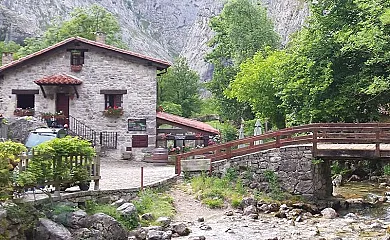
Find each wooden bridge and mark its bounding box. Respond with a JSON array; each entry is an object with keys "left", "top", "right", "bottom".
[{"left": 176, "top": 123, "right": 390, "bottom": 175}]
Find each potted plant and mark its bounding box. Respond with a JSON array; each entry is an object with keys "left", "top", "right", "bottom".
[
  {"left": 103, "top": 106, "right": 124, "bottom": 117},
  {"left": 72, "top": 166, "right": 91, "bottom": 191}
]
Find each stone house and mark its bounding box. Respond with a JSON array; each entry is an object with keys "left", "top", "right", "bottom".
[{"left": 0, "top": 36, "right": 170, "bottom": 158}]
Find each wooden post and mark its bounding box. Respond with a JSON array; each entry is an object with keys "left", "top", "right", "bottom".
[
  {"left": 375, "top": 129, "right": 380, "bottom": 158},
  {"left": 94, "top": 150, "right": 101, "bottom": 191},
  {"left": 275, "top": 133, "right": 281, "bottom": 148},
  {"left": 313, "top": 129, "right": 318, "bottom": 158},
  {"left": 141, "top": 167, "right": 144, "bottom": 191},
  {"left": 176, "top": 155, "right": 181, "bottom": 176}
]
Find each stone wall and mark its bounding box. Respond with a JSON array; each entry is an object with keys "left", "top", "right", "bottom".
[
  {"left": 212, "top": 145, "right": 332, "bottom": 200},
  {"left": 0, "top": 43, "right": 159, "bottom": 159}
]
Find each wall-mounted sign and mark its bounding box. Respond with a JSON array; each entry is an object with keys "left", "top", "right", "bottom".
[{"left": 128, "top": 119, "right": 146, "bottom": 131}]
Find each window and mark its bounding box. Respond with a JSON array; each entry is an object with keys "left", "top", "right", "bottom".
[
  {"left": 105, "top": 94, "right": 123, "bottom": 109},
  {"left": 132, "top": 135, "right": 148, "bottom": 148},
  {"left": 128, "top": 119, "right": 147, "bottom": 131},
  {"left": 17, "top": 94, "right": 34, "bottom": 109},
  {"left": 70, "top": 50, "right": 84, "bottom": 66}
]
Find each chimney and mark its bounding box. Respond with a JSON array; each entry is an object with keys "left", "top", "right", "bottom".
[
  {"left": 2, "top": 52, "right": 13, "bottom": 65},
  {"left": 95, "top": 32, "right": 106, "bottom": 44}
]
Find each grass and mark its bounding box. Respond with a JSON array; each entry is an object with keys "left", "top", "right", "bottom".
[
  {"left": 85, "top": 189, "right": 175, "bottom": 229},
  {"left": 85, "top": 200, "right": 139, "bottom": 230},
  {"left": 133, "top": 189, "right": 175, "bottom": 226},
  {"left": 190, "top": 172, "right": 247, "bottom": 208}
]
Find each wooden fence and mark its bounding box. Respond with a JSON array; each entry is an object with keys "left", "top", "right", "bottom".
[
  {"left": 18, "top": 150, "right": 101, "bottom": 191},
  {"left": 175, "top": 123, "right": 390, "bottom": 174}
]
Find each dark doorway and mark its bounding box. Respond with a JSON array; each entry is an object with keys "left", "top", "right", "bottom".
[{"left": 56, "top": 93, "right": 69, "bottom": 125}]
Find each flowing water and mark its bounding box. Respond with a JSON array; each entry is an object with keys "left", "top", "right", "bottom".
[{"left": 334, "top": 181, "right": 390, "bottom": 221}]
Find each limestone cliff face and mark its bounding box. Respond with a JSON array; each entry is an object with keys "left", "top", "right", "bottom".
[{"left": 0, "top": 0, "right": 308, "bottom": 81}]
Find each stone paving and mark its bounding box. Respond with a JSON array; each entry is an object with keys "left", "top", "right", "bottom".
[{"left": 97, "top": 157, "right": 176, "bottom": 190}]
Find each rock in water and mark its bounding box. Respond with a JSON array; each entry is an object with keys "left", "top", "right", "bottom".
[
  {"left": 332, "top": 174, "right": 343, "bottom": 187},
  {"left": 172, "top": 222, "right": 191, "bottom": 236},
  {"left": 85, "top": 213, "right": 128, "bottom": 240},
  {"left": 321, "top": 208, "right": 338, "bottom": 219},
  {"left": 35, "top": 218, "right": 73, "bottom": 240}
]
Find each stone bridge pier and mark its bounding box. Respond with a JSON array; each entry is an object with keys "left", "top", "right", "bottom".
[{"left": 211, "top": 145, "right": 333, "bottom": 200}]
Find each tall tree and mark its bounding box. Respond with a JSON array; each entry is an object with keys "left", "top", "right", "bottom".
[
  {"left": 158, "top": 57, "right": 201, "bottom": 118},
  {"left": 206, "top": 0, "right": 279, "bottom": 123},
  {"left": 16, "top": 4, "right": 125, "bottom": 58},
  {"left": 229, "top": 0, "right": 390, "bottom": 126}
]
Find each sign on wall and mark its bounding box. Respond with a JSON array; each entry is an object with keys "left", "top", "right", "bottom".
[{"left": 128, "top": 119, "right": 146, "bottom": 131}]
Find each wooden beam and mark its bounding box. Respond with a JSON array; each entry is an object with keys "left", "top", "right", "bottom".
[
  {"left": 99, "top": 89, "right": 127, "bottom": 94},
  {"left": 72, "top": 85, "right": 79, "bottom": 98},
  {"left": 12, "top": 89, "right": 39, "bottom": 94},
  {"left": 39, "top": 85, "right": 47, "bottom": 98}
]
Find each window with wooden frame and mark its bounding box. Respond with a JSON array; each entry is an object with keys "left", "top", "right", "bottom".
[
  {"left": 104, "top": 94, "right": 123, "bottom": 109},
  {"left": 70, "top": 50, "right": 85, "bottom": 66},
  {"left": 17, "top": 94, "right": 35, "bottom": 109}
]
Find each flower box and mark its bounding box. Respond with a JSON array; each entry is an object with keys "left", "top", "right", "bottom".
[
  {"left": 71, "top": 65, "right": 83, "bottom": 72},
  {"left": 103, "top": 107, "right": 124, "bottom": 118},
  {"left": 14, "top": 108, "right": 34, "bottom": 117}
]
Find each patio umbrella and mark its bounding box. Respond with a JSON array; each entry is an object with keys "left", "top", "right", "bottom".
[
  {"left": 254, "top": 119, "right": 263, "bottom": 145},
  {"left": 238, "top": 122, "right": 245, "bottom": 148}
]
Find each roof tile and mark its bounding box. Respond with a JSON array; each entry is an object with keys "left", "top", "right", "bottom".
[{"left": 34, "top": 74, "right": 83, "bottom": 85}]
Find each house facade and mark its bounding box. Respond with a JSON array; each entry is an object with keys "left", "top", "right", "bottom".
[{"left": 0, "top": 36, "right": 170, "bottom": 159}]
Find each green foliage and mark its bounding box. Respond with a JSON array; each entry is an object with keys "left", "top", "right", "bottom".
[
  {"left": 384, "top": 164, "right": 390, "bottom": 176},
  {"left": 158, "top": 57, "right": 201, "bottom": 118},
  {"left": 312, "top": 158, "right": 324, "bottom": 165},
  {"left": 5, "top": 203, "right": 41, "bottom": 234},
  {"left": 263, "top": 170, "right": 286, "bottom": 201},
  {"left": 230, "top": 0, "right": 390, "bottom": 125},
  {"left": 16, "top": 4, "right": 125, "bottom": 58},
  {"left": 330, "top": 161, "right": 351, "bottom": 177},
  {"left": 16, "top": 136, "right": 95, "bottom": 189},
  {"left": 133, "top": 189, "right": 175, "bottom": 226},
  {"left": 159, "top": 101, "right": 183, "bottom": 116},
  {"left": 0, "top": 41, "right": 21, "bottom": 65},
  {"left": 219, "top": 122, "right": 238, "bottom": 143},
  {"left": 206, "top": 0, "right": 279, "bottom": 122},
  {"left": 0, "top": 141, "right": 26, "bottom": 200},
  {"left": 85, "top": 200, "right": 139, "bottom": 230}
]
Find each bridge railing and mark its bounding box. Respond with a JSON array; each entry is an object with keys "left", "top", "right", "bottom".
[{"left": 175, "top": 123, "right": 390, "bottom": 174}]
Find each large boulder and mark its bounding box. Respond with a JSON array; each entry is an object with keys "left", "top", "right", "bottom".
[
  {"left": 117, "top": 203, "right": 138, "bottom": 218},
  {"left": 35, "top": 218, "right": 73, "bottom": 240},
  {"left": 85, "top": 213, "right": 128, "bottom": 240},
  {"left": 54, "top": 210, "right": 88, "bottom": 229}
]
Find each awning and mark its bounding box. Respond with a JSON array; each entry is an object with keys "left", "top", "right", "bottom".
[{"left": 34, "top": 74, "right": 82, "bottom": 98}]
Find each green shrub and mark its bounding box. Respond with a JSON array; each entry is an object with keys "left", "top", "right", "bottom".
[{"left": 384, "top": 164, "right": 390, "bottom": 176}]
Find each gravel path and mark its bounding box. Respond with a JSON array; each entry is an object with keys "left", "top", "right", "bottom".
[{"left": 98, "top": 158, "right": 176, "bottom": 190}]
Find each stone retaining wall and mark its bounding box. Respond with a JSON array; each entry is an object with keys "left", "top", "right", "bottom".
[
  {"left": 29, "top": 175, "right": 179, "bottom": 205},
  {"left": 212, "top": 145, "right": 332, "bottom": 199}
]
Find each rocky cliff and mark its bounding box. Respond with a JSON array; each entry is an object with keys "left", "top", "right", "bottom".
[{"left": 0, "top": 0, "right": 308, "bottom": 81}]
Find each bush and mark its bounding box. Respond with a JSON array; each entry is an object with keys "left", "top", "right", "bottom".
[
  {"left": 384, "top": 164, "right": 390, "bottom": 176},
  {"left": 0, "top": 141, "right": 26, "bottom": 200}
]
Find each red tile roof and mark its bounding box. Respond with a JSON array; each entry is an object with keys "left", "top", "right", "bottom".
[
  {"left": 0, "top": 36, "right": 171, "bottom": 72},
  {"left": 34, "top": 74, "right": 83, "bottom": 85},
  {"left": 157, "top": 111, "right": 220, "bottom": 135}
]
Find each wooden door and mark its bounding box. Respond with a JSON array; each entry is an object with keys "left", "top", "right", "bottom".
[{"left": 56, "top": 93, "right": 69, "bottom": 125}]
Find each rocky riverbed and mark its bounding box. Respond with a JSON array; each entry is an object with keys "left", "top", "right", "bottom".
[{"left": 169, "top": 187, "right": 390, "bottom": 240}]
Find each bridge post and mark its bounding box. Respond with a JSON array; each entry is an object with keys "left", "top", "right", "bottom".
[
  {"left": 375, "top": 129, "right": 381, "bottom": 158},
  {"left": 275, "top": 133, "right": 281, "bottom": 148},
  {"left": 175, "top": 155, "right": 181, "bottom": 176},
  {"left": 313, "top": 129, "right": 318, "bottom": 158}
]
